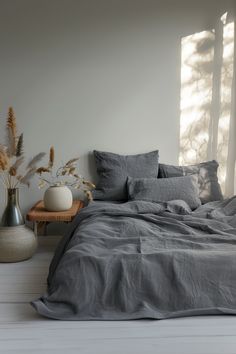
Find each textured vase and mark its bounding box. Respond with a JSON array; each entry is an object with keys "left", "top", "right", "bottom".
[
  {"left": 1, "top": 188, "right": 24, "bottom": 227},
  {"left": 44, "top": 186, "right": 73, "bottom": 211},
  {"left": 0, "top": 225, "right": 37, "bottom": 262}
]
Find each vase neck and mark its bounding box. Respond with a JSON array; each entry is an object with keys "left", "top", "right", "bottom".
[
  {"left": 1, "top": 188, "right": 24, "bottom": 227},
  {"left": 6, "top": 188, "right": 19, "bottom": 204}
]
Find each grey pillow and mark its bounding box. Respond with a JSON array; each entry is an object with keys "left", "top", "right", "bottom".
[
  {"left": 127, "top": 175, "right": 201, "bottom": 210},
  {"left": 158, "top": 160, "right": 223, "bottom": 204},
  {"left": 93, "top": 150, "right": 159, "bottom": 201}
]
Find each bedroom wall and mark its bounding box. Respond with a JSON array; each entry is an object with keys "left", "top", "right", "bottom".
[{"left": 0, "top": 0, "right": 234, "bottom": 228}]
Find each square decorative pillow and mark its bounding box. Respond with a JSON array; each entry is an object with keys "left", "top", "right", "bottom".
[
  {"left": 93, "top": 150, "right": 159, "bottom": 201},
  {"left": 158, "top": 160, "right": 223, "bottom": 204},
  {"left": 127, "top": 175, "right": 201, "bottom": 210}
]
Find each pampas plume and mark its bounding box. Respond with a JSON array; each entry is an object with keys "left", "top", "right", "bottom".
[
  {"left": 0, "top": 107, "right": 45, "bottom": 188},
  {"left": 0, "top": 147, "right": 10, "bottom": 171},
  {"left": 36, "top": 167, "right": 51, "bottom": 174},
  {"left": 17, "top": 168, "right": 36, "bottom": 187},
  {"left": 65, "top": 157, "right": 79, "bottom": 167},
  {"left": 6, "top": 107, "right": 17, "bottom": 156},
  {"left": 48, "top": 146, "right": 55, "bottom": 168},
  {"left": 27, "top": 152, "right": 46, "bottom": 169},
  {"left": 82, "top": 180, "right": 96, "bottom": 189},
  {"left": 84, "top": 190, "right": 93, "bottom": 201},
  {"left": 7, "top": 107, "right": 17, "bottom": 139},
  {"left": 9, "top": 166, "right": 17, "bottom": 176},
  {"left": 36, "top": 148, "right": 95, "bottom": 201},
  {"left": 69, "top": 167, "right": 76, "bottom": 175},
  {"left": 16, "top": 133, "right": 24, "bottom": 157},
  {"left": 11, "top": 156, "right": 24, "bottom": 171}
]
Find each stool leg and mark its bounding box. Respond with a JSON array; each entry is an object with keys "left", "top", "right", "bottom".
[
  {"left": 34, "top": 222, "right": 38, "bottom": 236},
  {"left": 44, "top": 222, "right": 48, "bottom": 236}
]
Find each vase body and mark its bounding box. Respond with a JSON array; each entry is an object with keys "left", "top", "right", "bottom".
[
  {"left": 44, "top": 186, "right": 73, "bottom": 211},
  {"left": 1, "top": 188, "right": 24, "bottom": 227},
  {"left": 0, "top": 225, "right": 37, "bottom": 262}
]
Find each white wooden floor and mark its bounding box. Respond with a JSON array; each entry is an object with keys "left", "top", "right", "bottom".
[{"left": 1, "top": 236, "right": 236, "bottom": 354}]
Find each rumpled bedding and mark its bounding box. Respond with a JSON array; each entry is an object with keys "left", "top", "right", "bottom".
[{"left": 32, "top": 197, "right": 236, "bottom": 320}]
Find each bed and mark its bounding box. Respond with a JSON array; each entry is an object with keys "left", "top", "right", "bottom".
[
  {"left": 32, "top": 150, "right": 236, "bottom": 320},
  {"left": 32, "top": 197, "right": 236, "bottom": 320}
]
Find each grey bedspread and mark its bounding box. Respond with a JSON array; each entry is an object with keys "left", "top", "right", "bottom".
[{"left": 32, "top": 198, "right": 236, "bottom": 320}]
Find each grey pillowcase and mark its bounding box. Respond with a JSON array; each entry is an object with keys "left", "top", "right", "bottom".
[
  {"left": 127, "top": 175, "right": 201, "bottom": 210},
  {"left": 93, "top": 150, "right": 159, "bottom": 201},
  {"left": 158, "top": 160, "right": 223, "bottom": 204}
]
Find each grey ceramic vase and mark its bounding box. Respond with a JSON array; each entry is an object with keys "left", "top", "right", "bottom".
[{"left": 1, "top": 188, "right": 24, "bottom": 227}]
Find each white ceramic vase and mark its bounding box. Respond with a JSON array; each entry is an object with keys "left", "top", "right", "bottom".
[{"left": 44, "top": 186, "right": 73, "bottom": 212}]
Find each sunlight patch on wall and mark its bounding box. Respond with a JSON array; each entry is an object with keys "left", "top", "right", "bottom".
[
  {"left": 179, "top": 30, "right": 215, "bottom": 165},
  {"left": 217, "top": 21, "right": 235, "bottom": 191},
  {"left": 179, "top": 15, "right": 235, "bottom": 194}
]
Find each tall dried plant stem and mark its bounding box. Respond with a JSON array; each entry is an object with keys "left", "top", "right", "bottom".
[
  {"left": 14, "top": 177, "right": 22, "bottom": 188},
  {"left": 0, "top": 176, "right": 7, "bottom": 188},
  {"left": 10, "top": 175, "right": 15, "bottom": 188},
  {"left": 8, "top": 174, "right": 11, "bottom": 188},
  {"left": 2, "top": 172, "right": 7, "bottom": 187},
  {"left": 10, "top": 176, "right": 16, "bottom": 188},
  {"left": 1, "top": 173, "right": 9, "bottom": 188},
  {"left": 11, "top": 176, "right": 16, "bottom": 188}
]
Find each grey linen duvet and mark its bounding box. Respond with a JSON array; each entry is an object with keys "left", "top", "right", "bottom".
[{"left": 32, "top": 198, "right": 236, "bottom": 320}]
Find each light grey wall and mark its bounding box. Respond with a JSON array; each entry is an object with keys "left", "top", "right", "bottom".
[{"left": 0, "top": 0, "right": 234, "bottom": 229}]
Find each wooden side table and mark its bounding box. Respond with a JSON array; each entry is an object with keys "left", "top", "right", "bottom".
[{"left": 26, "top": 200, "right": 84, "bottom": 236}]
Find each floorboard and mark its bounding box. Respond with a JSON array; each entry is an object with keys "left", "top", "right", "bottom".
[{"left": 1, "top": 236, "right": 236, "bottom": 354}]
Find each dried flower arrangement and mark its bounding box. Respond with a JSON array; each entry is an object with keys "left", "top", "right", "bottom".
[
  {"left": 36, "top": 147, "right": 95, "bottom": 201},
  {"left": 0, "top": 107, "right": 46, "bottom": 188}
]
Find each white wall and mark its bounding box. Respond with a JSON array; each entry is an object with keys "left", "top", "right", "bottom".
[{"left": 0, "top": 0, "right": 234, "bottom": 228}]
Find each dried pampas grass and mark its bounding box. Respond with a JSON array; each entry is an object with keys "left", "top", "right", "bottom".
[
  {"left": 6, "top": 107, "right": 17, "bottom": 156},
  {"left": 7, "top": 107, "right": 17, "bottom": 140},
  {"left": 49, "top": 146, "right": 55, "bottom": 168},
  {"left": 84, "top": 190, "right": 93, "bottom": 201},
  {"left": 11, "top": 156, "right": 24, "bottom": 172},
  {"left": 65, "top": 157, "right": 79, "bottom": 167},
  {"left": 16, "top": 133, "right": 24, "bottom": 157},
  {"left": 9, "top": 166, "right": 17, "bottom": 176},
  {"left": 36, "top": 148, "right": 95, "bottom": 201},
  {"left": 0, "top": 150, "right": 9, "bottom": 171},
  {"left": 0, "top": 107, "right": 45, "bottom": 188},
  {"left": 17, "top": 168, "right": 36, "bottom": 187},
  {"left": 82, "top": 180, "right": 96, "bottom": 189},
  {"left": 27, "top": 152, "right": 46, "bottom": 169},
  {"left": 36, "top": 167, "right": 51, "bottom": 174}
]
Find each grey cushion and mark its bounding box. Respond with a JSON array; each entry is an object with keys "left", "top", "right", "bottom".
[
  {"left": 127, "top": 175, "right": 201, "bottom": 210},
  {"left": 93, "top": 150, "right": 159, "bottom": 201},
  {"left": 158, "top": 160, "right": 223, "bottom": 204}
]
